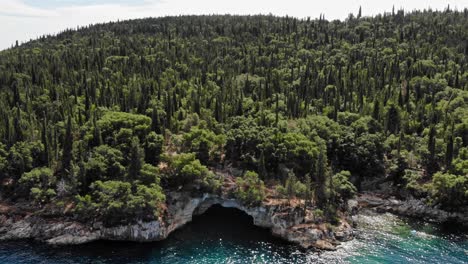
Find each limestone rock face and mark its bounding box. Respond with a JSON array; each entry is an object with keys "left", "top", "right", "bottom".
[{"left": 0, "top": 193, "right": 353, "bottom": 250}]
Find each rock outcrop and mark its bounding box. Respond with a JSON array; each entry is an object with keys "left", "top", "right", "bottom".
[
  {"left": 0, "top": 192, "right": 353, "bottom": 250},
  {"left": 356, "top": 193, "right": 468, "bottom": 227}
]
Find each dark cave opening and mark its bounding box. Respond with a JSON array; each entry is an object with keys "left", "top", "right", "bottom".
[{"left": 168, "top": 204, "right": 287, "bottom": 244}]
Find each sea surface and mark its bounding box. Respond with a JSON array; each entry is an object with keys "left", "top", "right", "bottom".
[{"left": 0, "top": 205, "right": 467, "bottom": 263}]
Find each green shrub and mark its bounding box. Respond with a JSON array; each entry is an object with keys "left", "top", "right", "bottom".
[
  {"left": 332, "top": 170, "right": 357, "bottom": 201},
  {"left": 75, "top": 180, "right": 165, "bottom": 225},
  {"left": 312, "top": 209, "right": 324, "bottom": 222},
  {"left": 200, "top": 171, "right": 223, "bottom": 193},
  {"left": 235, "top": 171, "right": 266, "bottom": 206},
  {"left": 19, "top": 167, "right": 56, "bottom": 202},
  {"left": 164, "top": 153, "right": 216, "bottom": 189},
  {"left": 430, "top": 172, "right": 468, "bottom": 209},
  {"left": 403, "top": 169, "right": 428, "bottom": 194}
]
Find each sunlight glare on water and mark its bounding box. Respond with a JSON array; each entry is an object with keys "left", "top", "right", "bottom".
[{"left": 0, "top": 207, "right": 467, "bottom": 264}]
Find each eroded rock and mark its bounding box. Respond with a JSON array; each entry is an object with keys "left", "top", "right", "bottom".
[{"left": 0, "top": 192, "right": 353, "bottom": 250}]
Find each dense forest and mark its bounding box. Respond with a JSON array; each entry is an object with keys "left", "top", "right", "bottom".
[{"left": 0, "top": 9, "right": 467, "bottom": 225}]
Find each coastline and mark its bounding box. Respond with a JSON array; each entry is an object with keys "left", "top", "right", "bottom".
[
  {"left": 355, "top": 193, "right": 468, "bottom": 228},
  {"left": 1, "top": 191, "right": 467, "bottom": 250},
  {"left": 0, "top": 191, "right": 353, "bottom": 250}
]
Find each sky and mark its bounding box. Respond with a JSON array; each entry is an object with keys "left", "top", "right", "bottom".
[{"left": 1, "top": 0, "right": 467, "bottom": 50}]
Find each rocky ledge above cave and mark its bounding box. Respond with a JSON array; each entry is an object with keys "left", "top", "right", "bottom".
[{"left": 0, "top": 191, "right": 353, "bottom": 250}]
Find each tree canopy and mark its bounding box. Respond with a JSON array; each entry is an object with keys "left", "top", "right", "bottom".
[{"left": 0, "top": 10, "right": 467, "bottom": 222}]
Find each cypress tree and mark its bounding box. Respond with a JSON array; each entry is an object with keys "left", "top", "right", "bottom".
[
  {"left": 128, "top": 137, "right": 144, "bottom": 180},
  {"left": 61, "top": 115, "right": 73, "bottom": 178},
  {"left": 315, "top": 149, "right": 328, "bottom": 208},
  {"left": 91, "top": 113, "right": 102, "bottom": 147},
  {"left": 13, "top": 107, "right": 23, "bottom": 143},
  {"left": 285, "top": 171, "right": 297, "bottom": 203},
  {"left": 41, "top": 118, "right": 49, "bottom": 166},
  {"left": 427, "top": 125, "right": 437, "bottom": 175},
  {"left": 372, "top": 99, "right": 380, "bottom": 121},
  {"left": 304, "top": 173, "right": 312, "bottom": 215},
  {"left": 151, "top": 107, "right": 161, "bottom": 134},
  {"left": 445, "top": 123, "right": 454, "bottom": 169},
  {"left": 386, "top": 104, "right": 400, "bottom": 134},
  {"left": 258, "top": 150, "right": 267, "bottom": 179}
]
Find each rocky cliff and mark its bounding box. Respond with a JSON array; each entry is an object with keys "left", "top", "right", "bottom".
[{"left": 0, "top": 192, "right": 353, "bottom": 250}]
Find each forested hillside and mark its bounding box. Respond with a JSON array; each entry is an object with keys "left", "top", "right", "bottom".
[{"left": 0, "top": 9, "right": 467, "bottom": 224}]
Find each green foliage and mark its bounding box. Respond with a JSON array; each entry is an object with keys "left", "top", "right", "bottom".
[
  {"left": 164, "top": 152, "right": 219, "bottom": 190},
  {"left": 82, "top": 145, "right": 126, "bottom": 190},
  {"left": 75, "top": 180, "right": 165, "bottom": 225},
  {"left": 199, "top": 171, "right": 223, "bottom": 193},
  {"left": 0, "top": 143, "right": 7, "bottom": 176},
  {"left": 225, "top": 117, "right": 274, "bottom": 170},
  {"left": 235, "top": 171, "right": 266, "bottom": 206},
  {"left": 451, "top": 147, "right": 468, "bottom": 176},
  {"left": 403, "top": 169, "right": 427, "bottom": 194},
  {"left": 97, "top": 111, "right": 151, "bottom": 142},
  {"left": 61, "top": 115, "right": 73, "bottom": 179},
  {"left": 303, "top": 174, "right": 313, "bottom": 207},
  {"left": 139, "top": 163, "right": 160, "bottom": 185},
  {"left": 312, "top": 209, "right": 324, "bottom": 221},
  {"left": 30, "top": 187, "right": 56, "bottom": 204},
  {"left": 430, "top": 172, "right": 468, "bottom": 210},
  {"left": 144, "top": 132, "right": 164, "bottom": 165},
  {"left": 278, "top": 171, "right": 307, "bottom": 200},
  {"left": 314, "top": 149, "right": 328, "bottom": 208},
  {"left": 128, "top": 137, "right": 144, "bottom": 180},
  {"left": 182, "top": 127, "right": 225, "bottom": 164},
  {"left": 260, "top": 132, "right": 320, "bottom": 178},
  {"left": 285, "top": 172, "right": 297, "bottom": 199},
  {"left": 7, "top": 141, "right": 44, "bottom": 179},
  {"left": 334, "top": 124, "right": 385, "bottom": 187},
  {"left": 0, "top": 12, "right": 467, "bottom": 218},
  {"left": 332, "top": 171, "right": 357, "bottom": 201},
  {"left": 19, "top": 167, "right": 56, "bottom": 202}
]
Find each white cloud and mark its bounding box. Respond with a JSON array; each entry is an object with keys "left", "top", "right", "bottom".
[
  {"left": 1, "top": 0, "right": 467, "bottom": 50},
  {"left": 0, "top": 0, "right": 56, "bottom": 17}
]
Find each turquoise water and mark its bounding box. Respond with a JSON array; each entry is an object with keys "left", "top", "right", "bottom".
[
  {"left": 0, "top": 206, "right": 467, "bottom": 263},
  {"left": 339, "top": 212, "right": 468, "bottom": 263}
]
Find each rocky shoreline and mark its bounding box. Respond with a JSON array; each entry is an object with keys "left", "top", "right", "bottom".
[
  {"left": 3, "top": 191, "right": 465, "bottom": 251},
  {"left": 355, "top": 193, "right": 468, "bottom": 227},
  {"left": 0, "top": 192, "right": 353, "bottom": 250}
]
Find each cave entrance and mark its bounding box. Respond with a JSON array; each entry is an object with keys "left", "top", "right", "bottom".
[{"left": 168, "top": 204, "right": 286, "bottom": 244}]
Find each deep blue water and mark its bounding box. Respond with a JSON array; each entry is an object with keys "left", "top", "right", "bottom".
[{"left": 0, "top": 206, "right": 467, "bottom": 264}]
